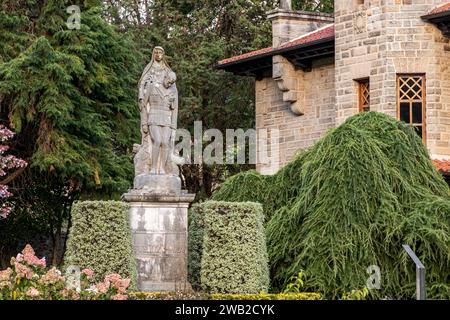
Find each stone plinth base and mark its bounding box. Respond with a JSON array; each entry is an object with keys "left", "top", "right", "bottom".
[
  {"left": 122, "top": 191, "right": 195, "bottom": 292},
  {"left": 133, "top": 174, "right": 181, "bottom": 194}
]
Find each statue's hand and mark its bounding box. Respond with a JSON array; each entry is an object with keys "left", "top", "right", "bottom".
[
  {"left": 142, "top": 124, "right": 149, "bottom": 134},
  {"left": 163, "top": 79, "right": 171, "bottom": 89}
]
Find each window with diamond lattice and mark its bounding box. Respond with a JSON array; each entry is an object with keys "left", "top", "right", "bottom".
[
  {"left": 397, "top": 75, "right": 426, "bottom": 142},
  {"left": 358, "top": 79, "right": 370, "bottom": 112}
]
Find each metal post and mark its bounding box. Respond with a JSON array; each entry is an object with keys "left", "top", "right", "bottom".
[{"left": 402, "top": 244, "right": 426, "bottom": 300}]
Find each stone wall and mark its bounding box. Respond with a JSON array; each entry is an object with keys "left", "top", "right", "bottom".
[
  {"left": 256, "top": 57, "right": 336, "bottom": 173},
  {"left": 335, "top": 0, "right": 450, "bottom": 158}
]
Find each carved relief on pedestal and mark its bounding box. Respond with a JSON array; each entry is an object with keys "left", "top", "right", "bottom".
[{"left": 272, "top": 55, "right": 305, "bottom": 115}]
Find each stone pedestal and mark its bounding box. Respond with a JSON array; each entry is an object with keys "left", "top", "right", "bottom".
[
  {"left": 134, "top": 174, "right": 182, "bottom": 193},
  {"left": 122, "top": 191, "right": 195, "bottom": 292}
]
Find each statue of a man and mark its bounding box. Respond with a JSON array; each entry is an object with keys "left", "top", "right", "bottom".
[{"left": 138, "top": 46, "right": 178, "bottom": 175}]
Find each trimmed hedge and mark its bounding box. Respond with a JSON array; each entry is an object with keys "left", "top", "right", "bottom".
[
  {"left": 64, "top": 201, "right": 137, "bottom": 289},
  {"left": 189, "top": 201, "right": 269, "bottom": 294},
  {"left": 129, "top": 292, "right": 321, "bottom": 300}
]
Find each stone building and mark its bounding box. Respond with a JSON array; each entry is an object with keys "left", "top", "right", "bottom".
[{"left": 217, "top": 0, "right": 450, "bottom": 179}]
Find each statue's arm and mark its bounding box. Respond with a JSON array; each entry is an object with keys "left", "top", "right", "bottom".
[
  {"left": 164, "top": 71, "right": 177, "bottom": 89},
  {"left": 138, "top": 80, "right": 147, "bottom": 109},
  {"left": 138, "top": 63, "right": 152, "bottom": 108}
]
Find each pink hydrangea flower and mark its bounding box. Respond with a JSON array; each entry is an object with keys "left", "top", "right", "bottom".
[
  {"left": 0, "top": 206, "right": 11, "bottom": 219},
  {"left": 14, "top": 261, "right": 34, "bottom": 279},
  {"left": 15, "top": 254, "right": 23, "bottom": 263},
  {"left": 0, "top": 268, "right": 12, "bottom": 281},
  {"left": 112, "top": 294, "right": 128, "bottom": 300},
  {"left": 26, "top": 287, "right": 40, "bottom": 298},
  {"left": 92, "top": 282, "right": 110, "bottom": 294},
  {"left": 39, "top": 267, "right": 64, "bottom": 285},
  {"left": 0, "top": 268, "right": 12, "bottom": 288},
  {"left": 116, "top": 278, "right": 131, "bottom": 294},
  {"left": 104, "top": 273, "right": 121, "bottom": 284},
  {"left": 104, "top": 274, "right": 130, "bottom": 294},
  {"left": 81, "top": 268, "right": 94, "bottom": 279},
  {"left": 0, "top": 125, "right": 27, "bottom": 221},
  {"left": 20, "top": 244, "right": 46, "bottom": 268}
]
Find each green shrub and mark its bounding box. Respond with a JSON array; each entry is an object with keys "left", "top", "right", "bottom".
[
  {"left": 64, "top": 201, "right": 137, "bottom": 290},
  {"left": 211, "top": 171, "right": 272, "bottom": 216},
  {"left": 189, "top": 201, "right": 269, "bottom": 294},
  {"left": 210, "top": 166, "right": 304, "bottom": 222},
  {"left": 187, "top": 206, "right": 205, "bottom": 290},
  {"left": 212, "top": 112, "right": 450, "bottom": 299},
  {"left": 266, "top": 113, "right": 450, "bottom": 299}
]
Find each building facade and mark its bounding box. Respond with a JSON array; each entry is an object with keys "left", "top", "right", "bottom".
[{"left": 218, "top": 0, "right": 450, "bottom": 176}]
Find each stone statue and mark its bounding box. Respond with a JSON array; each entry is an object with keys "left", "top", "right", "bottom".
[
  {"left": 138, "top": 46, "right": 179, "bottom": 176},
  {"left": 123, "top": 46, "right": 196, "bottom": 293},
  {"left": 133, "top": 46, "right": 183, "bottom": 193},
  {"left": 280, "top": 0, "right": 292, "bottom": 10}
]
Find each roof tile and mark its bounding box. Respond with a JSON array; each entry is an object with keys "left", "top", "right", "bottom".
[
  {"left": 428, "top": 2, "right": 450, "bottom": 15},
  {"left": 432, "top": 159, "right": 450, "bottom": 174},
  {"left": 218, "top": 24, "right": 334, "bottom": 65}
]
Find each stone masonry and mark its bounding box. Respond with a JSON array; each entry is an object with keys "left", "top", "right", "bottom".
[
  {"left": 256, "top": 57, "right": 336, "bottom": 173},
  {"left": 335, "top": 0, "right": 450, "bottom": 159},
  {"left": 220, "top": 1, "right": 450, "bottom": 172}
]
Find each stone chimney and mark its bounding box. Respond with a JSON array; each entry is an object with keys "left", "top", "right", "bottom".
[{"left": 268, "top": 4, "right": 334, "bottom": 47}]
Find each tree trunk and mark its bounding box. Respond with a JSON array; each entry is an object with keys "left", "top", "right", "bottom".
[{"left": 51, "top": 224, "right": 62, "bottom": 266}]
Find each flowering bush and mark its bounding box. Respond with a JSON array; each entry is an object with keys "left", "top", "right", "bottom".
[
  {"left": 0, "top": 245, "right": 130, "bottom": 300},
  {"left": 0, "top": 125, "right": 27, "bottom": 219}
]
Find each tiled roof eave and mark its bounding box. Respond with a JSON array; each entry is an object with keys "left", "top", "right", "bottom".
[
  {"left": 422, "top": 2, "right": 450, "bottom": 20},
  {"left": 217, "top": 48, "right": 274, "bottom": 68},
  {"left": 432, "top": 159, "right": 450, "bottom": 175},
  {"left": 216, "top": 35, "right": 334, "bottom": 69},
  {"left": 217, "top": 24, "right": 335, "bottom": 69},
  {"left": 421, "top": 10, "right": 450, "bottom": 20}
]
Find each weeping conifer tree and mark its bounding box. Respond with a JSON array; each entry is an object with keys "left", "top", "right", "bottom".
[
  {"left": 212, "top": 112, "right": 450, "bottom": 299},
  {"left": 0, "top": 0, "right": 140, "bottom": 265}
]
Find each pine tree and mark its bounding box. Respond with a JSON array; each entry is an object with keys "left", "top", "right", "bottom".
[{"left": 0, "top": 0, "right": 140, "bottom": 265}]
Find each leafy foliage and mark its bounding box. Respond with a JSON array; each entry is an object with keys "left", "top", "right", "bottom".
[
  {"left": 211, "top": 170, "right": 272, "bottom": 212},
  {"left": 212, "top": 112, "right": 450, "bottom": 299},
  {"left": 189, "top": 201, "right": 269, "bottom": 294},
  {"left": 0, "top": 0, "right": 140, "bottom": 264},
  {"left": 0, "top": 125, "right": 27, "bottom": 219},
  {"left": 64, "top": 201, "right": 137, "bottom": 290},
  {"left": 292, "top": 0, "right": 333, "bottom": 12}
]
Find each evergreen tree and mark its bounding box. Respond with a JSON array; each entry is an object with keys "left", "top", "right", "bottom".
[
  {"left": 292, "top": 0, "right": 333, "bottom": 12},
  {"left": 0, "top": 0, "right": 140, "bottom": 265}
]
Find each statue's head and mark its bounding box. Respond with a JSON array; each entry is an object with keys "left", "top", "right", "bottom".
[{"left": 153, "top": 46, "right": 165, "bottom": 63}]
